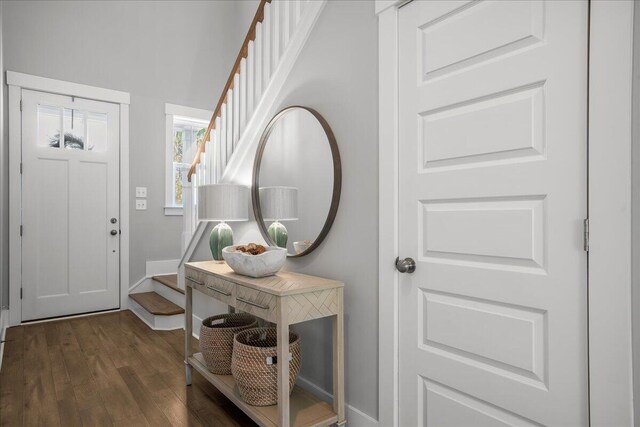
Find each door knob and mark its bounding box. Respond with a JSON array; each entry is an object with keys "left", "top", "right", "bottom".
[
  {"left": 395, "top": 257, "right": 416, "bottom": 274},
  {"left": 110, "top": 230, "right": 118, "bottom": 236}
]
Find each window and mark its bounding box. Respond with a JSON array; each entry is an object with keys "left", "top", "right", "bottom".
[{"left": 165, "top": 104, "right": 211, "bottom": 215}]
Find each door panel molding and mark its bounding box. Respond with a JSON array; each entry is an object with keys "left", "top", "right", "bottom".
[
  {"left": 7, "top": 71, "right": 130, "bottom": 326},
  {"left": 378, "top": 0, "right": 636, "bottom": 425}
]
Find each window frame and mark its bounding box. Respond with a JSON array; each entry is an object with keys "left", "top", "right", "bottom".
[{"left": 164, "top": 103, "right": 212, "bottom": 216}]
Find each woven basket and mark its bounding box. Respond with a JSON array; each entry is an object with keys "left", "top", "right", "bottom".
[
  {"left": 232, "top": 327, "right": 301, "bottom": 406},
  {"left": 199, "top": 313, "right": 258, "bottom": 375}
]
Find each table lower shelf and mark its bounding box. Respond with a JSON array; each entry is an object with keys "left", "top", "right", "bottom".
[{"left": 188, "top": 353, "right": 338, "bottom": 427}]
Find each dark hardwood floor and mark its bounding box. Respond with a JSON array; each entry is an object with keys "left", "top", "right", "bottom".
[{"left": 0, "top": 310, "right": 257, "bottom": 427}]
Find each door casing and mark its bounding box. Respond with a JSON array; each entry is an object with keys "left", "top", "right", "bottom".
[
  {"left": 377, "top": 0, "right": 636, "bottom": 425},
  {"left": 7, "top": 71, "right": 131, "bottom": 326}
]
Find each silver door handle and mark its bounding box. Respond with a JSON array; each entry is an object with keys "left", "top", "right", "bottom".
[
  {"left": 395, "top": 257, "right": 416, "bottom": 274},
  {"left": 206, "top": 285, "right": 231, "bottom": 297},
  {"left": 186, "top": 277, "right": 204, "bottom": 286},
  {"left": 237, "top": 297, "right": 269, "bottom": 310},
  {"left": 110, "top": 230, "right": 118, "bottom": 236}
]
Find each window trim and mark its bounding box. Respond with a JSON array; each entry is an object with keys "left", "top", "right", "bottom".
[{"left": 164, "top": 103, "right": 212, "bottom": 216}]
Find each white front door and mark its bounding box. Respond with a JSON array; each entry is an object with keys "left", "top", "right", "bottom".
[
  {"left": 21, "top": 89, "right": 121, "bottom": 321},
  {"left": 398, "top": 1, "right": 588, "bottom": 425}
]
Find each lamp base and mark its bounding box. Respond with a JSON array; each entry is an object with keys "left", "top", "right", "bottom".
[
  {"left": 210, "top": 222, "right": 233, "bottom": 261},
  {"left": 268, "top": 221, "right": 288, "bottom": 249}
]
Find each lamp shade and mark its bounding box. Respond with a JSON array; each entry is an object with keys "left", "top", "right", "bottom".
[
  {"left": 198, "top": 184, "right": 249, "bottom": 222},
  {"left": 259, "top": 186, "right": 298, "bottom": 221}
]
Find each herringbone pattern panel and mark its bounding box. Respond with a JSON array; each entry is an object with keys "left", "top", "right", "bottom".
[{"left": 286, "top": 289, "right": 339, "bottom": 325}]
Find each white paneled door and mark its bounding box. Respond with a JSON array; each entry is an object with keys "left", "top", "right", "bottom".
[
  {"left": 21, "top": 90, "right": 120, "bottom": 321},
  {"left": 398, "top": 1, "right": 588, "bottom": 425}
]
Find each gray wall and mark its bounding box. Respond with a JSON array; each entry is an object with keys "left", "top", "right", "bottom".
[
  {"left": 0, "top": 0, "right": 254, "bottom": 304},
  {"left": 633, "top": 3, "right": 640, "bottom": 423},
  {"left": 230, "top": 1, "right": 380, "bottom": 418}
]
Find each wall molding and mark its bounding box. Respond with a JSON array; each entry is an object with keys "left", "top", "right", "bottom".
[
  {"left": 589, "top": 1, "right": 635, "bottom": 424},
  {"left": 6, "top": 70, "right": 130, "bottom": 104}
]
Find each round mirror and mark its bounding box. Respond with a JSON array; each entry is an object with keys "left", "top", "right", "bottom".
[{"left": 252, "top": 106, "right": 341, "bottom": 257}]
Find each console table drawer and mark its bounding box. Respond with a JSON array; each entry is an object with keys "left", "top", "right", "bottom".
[
  {"left": 235, "top": 285, "right": 278, "bottom": 323},
  {"left": 185, "top": 268, "right": 234, "bottom": 305}
]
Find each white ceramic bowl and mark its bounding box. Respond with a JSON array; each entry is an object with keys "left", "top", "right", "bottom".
[
  {"left": 222, "top": 246, "right": 287, "bottom": 278},
  {"left": 293, "top": 241, "right": 312, "bottom": 254}
]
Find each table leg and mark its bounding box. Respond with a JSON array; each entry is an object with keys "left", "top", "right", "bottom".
[
  {"left": 185, "top": 285, "right": 193, "bottom": 386},
  {"left": 333, "top": 288, "right": 345, "bottom": 425},
  {"left": 277, "top": 304, "right": 290, "bottom": 427}
]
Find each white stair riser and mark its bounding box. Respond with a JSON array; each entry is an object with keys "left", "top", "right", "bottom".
[{"left": 153, "top": 281, "right": 185, "bottom": 308}]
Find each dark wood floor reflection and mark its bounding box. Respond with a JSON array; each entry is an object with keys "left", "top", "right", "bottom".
[{"left": 0, "top": 310, "right": 256, "bottom": 426}]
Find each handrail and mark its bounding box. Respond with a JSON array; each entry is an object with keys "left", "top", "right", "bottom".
[{"left": 187, "top": 0, "right": 271, "bottom": 182}]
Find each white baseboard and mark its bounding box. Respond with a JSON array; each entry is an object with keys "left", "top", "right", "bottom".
[
  {"left": 0, "top": 309, "right": 8, "bottom": 372},
  {"left": 128, "top": 276, "right": 153, "bottom": 293},
  {"left": 146, "top": 259, "right": 179, "bottom": 277},
  {"left": 296, "top": 375, "right": 378, "bottom": 426}
]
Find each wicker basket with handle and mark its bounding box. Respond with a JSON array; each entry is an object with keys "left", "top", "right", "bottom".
[
  {"left": 199, "top": 313, "right": 258, "bottom": 375},
  {"left": 231, "top": 327, "right": 301, "bottom": 406}
]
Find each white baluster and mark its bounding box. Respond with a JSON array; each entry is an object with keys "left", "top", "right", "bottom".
[
  {"left": 299, "top": 0, "right": 306, "bottom": 17},
  {"left": 271, "top": 0, "right": 281, "bottom": 69},
  {"left": 263, "top": 4, "right": 272, "bottom": 86},
  {"left": 220, "top": 104, "right": 228, "bottom": 168},
  {"left": 246, "top": 42, "right": 255, "bottom": 120},
  {"left": 226, "top": 89, "right": 233, "bottom": 163},
  {"left": 182, "top": 172, "right": 192, "bottom": 252},
  {"left": 293, "top": 0, "right": 302, "bottom": 26},
  {"left": 254, "top": 23, "right": 263, "bottom": 101},
  {"left": 206, "top": 135, "right": 214, "bottom": 185},
  {"left": 199, "top": 152, "right": 206, "bottom": 185},
  {"left": 214, "top": 117, "right": 222, "bottom": 183},
  {"left": 239, "top": 58, "right": 247, "bottom": 136},
  {"left": 282, "top": 0, "right": 290, "bottom": 51},
  {"left": 233, "top": 74, "right": 240, "bottom": 152}
]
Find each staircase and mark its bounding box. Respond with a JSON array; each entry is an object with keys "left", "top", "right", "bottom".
[
  {"left": 129, "top": 0, "right": 327, "bottom": 329},
  {"left": 129, "top": 274, "right": 185, "bottom": 330}
]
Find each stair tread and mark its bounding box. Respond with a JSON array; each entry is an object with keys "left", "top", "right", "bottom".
[
  {"left": 152, "top": 274, "right": 185, "bottom": 295},
  {"left": 130, "top": 292, "right": 184, "bottom": 316}
]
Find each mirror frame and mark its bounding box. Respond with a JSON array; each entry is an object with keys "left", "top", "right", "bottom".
[{"left": 252, "top": 106, "right": 342, "bottom": 257}]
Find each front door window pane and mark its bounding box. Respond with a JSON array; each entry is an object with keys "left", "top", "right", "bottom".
[
  {"left": 38, "top": 105, "right": 61, "bottom": 148},
  {"left": 62, "top": 108, "right": 86, "bottom": 150},
  {"left": 87, "top": 111, "right": 108, "bottom": 152}
]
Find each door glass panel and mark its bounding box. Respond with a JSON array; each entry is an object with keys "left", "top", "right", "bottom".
[
  {"left": 63, "top": 108, "right": 86, "bottom": 150},
  {"left": 87, "top": 111, "right": 108, "bottom": 152},
  {"left": 38, "top": 105, "right": 61, "bottom": 148}
]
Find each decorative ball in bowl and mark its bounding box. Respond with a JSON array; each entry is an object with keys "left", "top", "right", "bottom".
[{"left": 222, "top": 244, "right": 286, "bottom": 278}]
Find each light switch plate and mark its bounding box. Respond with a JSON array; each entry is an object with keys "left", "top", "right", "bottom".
[
  {"left": 135, "top": 199, "right": 147, "bottom": 210},
  {"left": 135, "top": 187, "right": 147, "bottom": 198}
]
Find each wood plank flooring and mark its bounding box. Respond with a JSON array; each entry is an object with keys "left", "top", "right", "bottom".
[{"left": 0, "top": 310, "right": 256, "bottom": 427}]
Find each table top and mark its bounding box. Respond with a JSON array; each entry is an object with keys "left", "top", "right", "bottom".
[{"left": 185, "top": 261, "right": 343, "bottom": 297}]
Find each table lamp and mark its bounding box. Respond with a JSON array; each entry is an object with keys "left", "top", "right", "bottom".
[
  {"left": 259, "top": 186, "right": 298, "bottom": 248},
  {"left": 198, "top": 184, "right": 249, "bottom": 260}
]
